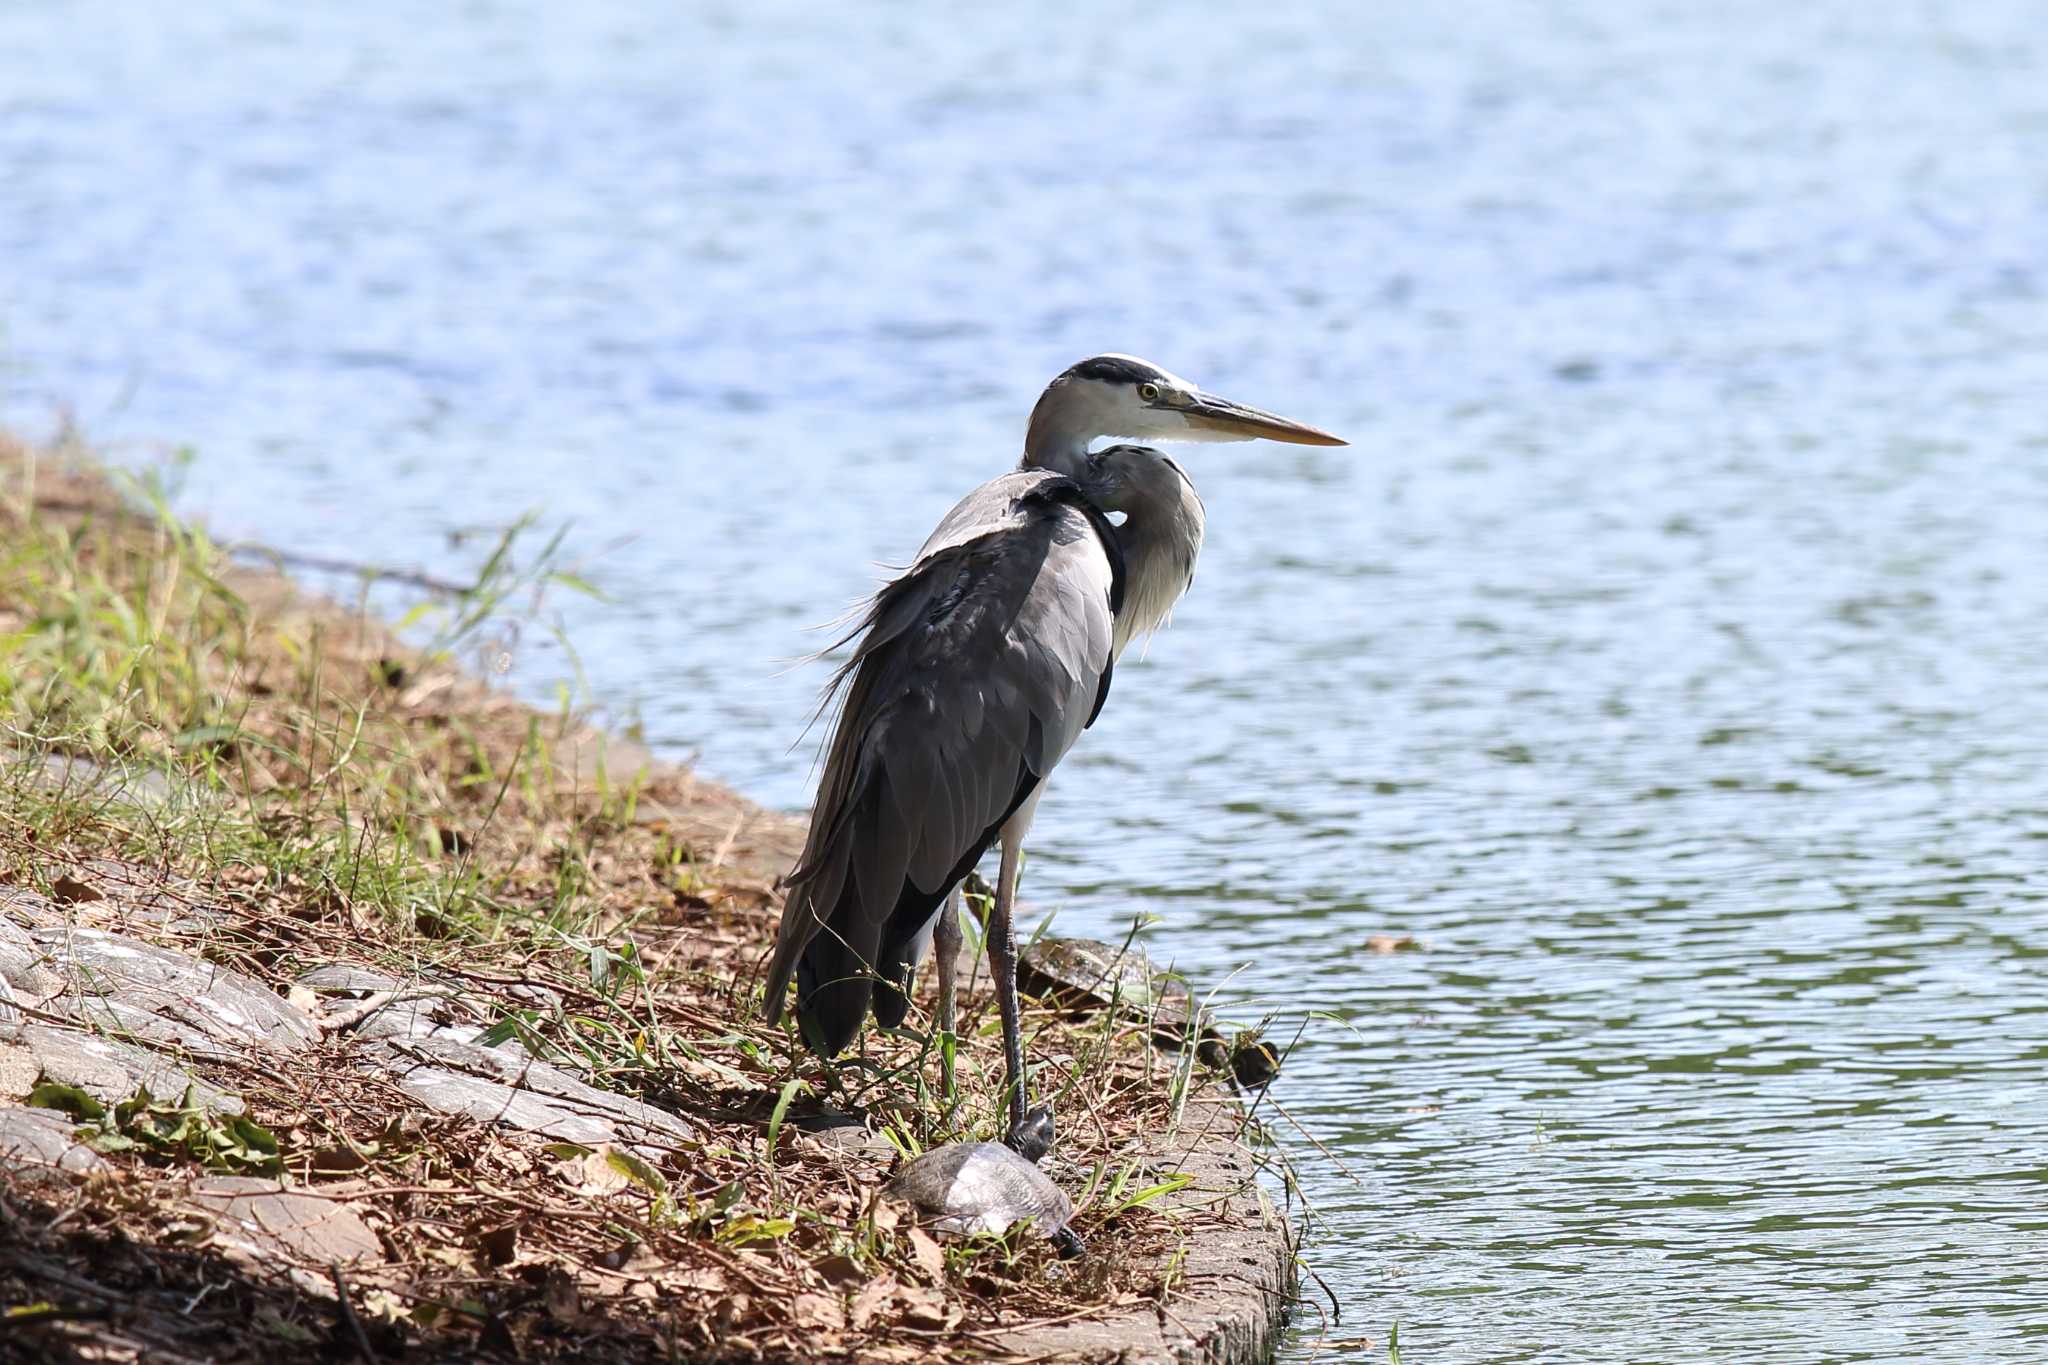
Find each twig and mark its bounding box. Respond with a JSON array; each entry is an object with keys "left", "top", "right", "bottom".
[
  {"left": 1303, "top": 1258, "right": 1343, "bottom": 1326},
  {"left": 707, "top": 809, "right": 747, "bottom": 870},
  {"left": 0, "top": 1304, "right": 118, "bottom": 1329},
  {"left": 329, "top": 1263, "right": 378, "bottom": 1364},
  {"left": 227, "top": 542, "right": 471, "bottom": 597},
  {"left": 315, "top": 989, "right": 398, "bottom": 1035}
]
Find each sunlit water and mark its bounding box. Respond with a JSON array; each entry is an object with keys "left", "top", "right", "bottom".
[{"left": 7, "top": 2, "right": 2048, "bottom": 1358}]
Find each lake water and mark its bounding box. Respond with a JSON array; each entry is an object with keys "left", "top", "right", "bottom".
[{"left": 7, "top": 2, "right": 2048, "bottom": 1358}]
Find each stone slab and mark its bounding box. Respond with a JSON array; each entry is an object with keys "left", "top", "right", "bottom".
[
  {"left": 357, "top": 1033, "right": 696, "bottom": 1157},
  {"left": 187, "top": 1174, "right": 382, "bottom": 1266},
  {"left": 296, "top": 959, "right": 477, "bottom": 1041},
  {"left": 1, "top": 861, "right": 226, "bottom": 935},
  {"left": 0, "top": 913, "right": 61, "bottom": 1019},
  {"left": 20, "top": 1023, "right": 244, "bottom": 1116},
  {"left": 26, "top": 925, "right": 318, "bottom": 1057},
  {"left": 296, "top": 962, "right": 407, "bottom": 995},
  {"left": 0, "top": 1103, "right": 108, "bottom": 1180}
]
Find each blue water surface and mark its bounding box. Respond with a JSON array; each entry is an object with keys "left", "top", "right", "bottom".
[{"left": 6, "top": 3, "right": 2048, "bottom": 1359}]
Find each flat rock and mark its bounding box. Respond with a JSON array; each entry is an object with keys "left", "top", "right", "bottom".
[
  {"left": 297, "top": 962, "right": 407, "bottom": 995},
  {"left": 187, "top": 1174, "right": 382, "bottom": 1266},
  {"left": 349, "top": 995, "right": 471, "bottom": 1042},
  {"left": 296, "top": 960, "right": 476, "bottom": 1041},
  {"left": 0, "top": 1103, "right": 108, "bottom": 1180},
  {"left": 0, "top": 915, "right": 61, "bottom": 1020},
  {"left": 35, "top": 754, "right": 180, "bottom": 810},
  {"left": 310, "top": 960, "right": 692, "bottom": 1157},
  {"left": 0, "top": 970, "right": 25, "bottom": 1035},
  {"left": 794, "top": 1112, "right": 897, "bottom": 1162},
  {"left": 20, "top": 1023, "right": 244, "bottom": 1116},
  {"left": 357, "top": 1033, "right": 695, "bottom": 1157},
  {"left": 25, "top": 925, "right": 317, "bottom": 1057},
  {"left": 1, "top": 862, "right": 225, "bottom": 936},
  {"left": 0, "top": 1041, "right": 36, "bottom": 1099}
]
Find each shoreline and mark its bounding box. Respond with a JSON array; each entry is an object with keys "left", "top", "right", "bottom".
[{"left": 0, "top": 432, "right": 1300, "bottom": 1363}]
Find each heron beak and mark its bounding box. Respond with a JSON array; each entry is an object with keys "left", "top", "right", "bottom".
[{"left": 1180, "top": 391, "right": 1347, "bottom": 446}]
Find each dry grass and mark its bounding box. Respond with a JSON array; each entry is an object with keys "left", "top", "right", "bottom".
[{"left": 0, "top": 430, "right": 1279, "bottom": 1363}]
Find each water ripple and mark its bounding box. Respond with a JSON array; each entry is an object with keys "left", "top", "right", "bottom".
[{"left": 6, "top": 2, "right": 2048, "bottom": 1359}]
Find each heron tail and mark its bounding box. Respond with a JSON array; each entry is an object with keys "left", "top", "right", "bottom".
[{"left": 792, "top": 934, "right": 874, "bottom": 1059}]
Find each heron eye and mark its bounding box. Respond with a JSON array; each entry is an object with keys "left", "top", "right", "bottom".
[{"left": 1138, "top": 382, "right": 1161, "bottom": 402}]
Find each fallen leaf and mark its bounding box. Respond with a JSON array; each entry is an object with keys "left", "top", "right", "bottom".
[
  {"left": 309, "top": 1144, "right": 370, "bottom": 1174},
  {"left": 570, "top": 1147, "right": 635, "bottom": 1196},
  {"left": 896, "top": 1285, "right": 955, "bottom": 1331},
  {"left": 713, "top": 1293, "right": 751, "bottom": 1338},
  {"left": 791, "top": 1292, "right": 846, "bottom": 1331},
  {"left": 601, "top": 1145, "right": 668, "bottom": 1195},
  {"left": 848, "top": 1276, "right": 896, "bottom": 1331},
  {"left": 51, "top": 875, "right": 102, "bottom": 905},
  {"left": 517, "top": 1264, "right": 580, "bottom": 1321},
  {"left": 285, "top": 984, "right": 320, "bottom": 1015},
  {"left": 358, "top": 1289, "right": 410, "bottom": 1324},
  {"left": 813, "top": 1253, "right": 863, "bottom": 1286},
  {"left": 906, "top": 1227, "right": 946, "bottom": 1281},
  {"left": 667, "top": 1267, "right": 727, "bottom": 1293},
  {"left": 475, "top": 1222, "right": 518, "bottom": 1266}
]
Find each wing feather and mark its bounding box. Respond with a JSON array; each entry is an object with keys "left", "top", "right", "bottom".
[{"left": 762, "top": 471, "right": 1121, "bottom": 1054}]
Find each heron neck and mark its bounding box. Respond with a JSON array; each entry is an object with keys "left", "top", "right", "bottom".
[
  {"left": 1022, "top": 389, "right": 1096, "bottom": 478},
  {"left": 1022, "top": 432, "right": 1089, "bottom": 480}
]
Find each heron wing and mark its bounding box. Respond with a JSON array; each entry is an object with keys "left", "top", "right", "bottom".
[{"left": 762, "top": 470, "right": 1122, "bottom": 1054}]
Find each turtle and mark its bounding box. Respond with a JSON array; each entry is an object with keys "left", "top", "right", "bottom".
[
  {"left": 885, "top": 1106, "right": 1083, "bottom": 1258},
  {"left": 1015, "top": 935, "right": 1284, "bottom": 1090}
]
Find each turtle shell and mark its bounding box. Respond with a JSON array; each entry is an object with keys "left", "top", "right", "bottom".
[
  {"left": 1016, "top": 937, "right": 1285, "bottom": 1089},
  {"left": 1018, "top": 937, "right": 1196, "bottom": 1022},
  {"left": 886, "top": 1141, "right": 1073, "bottom": 1242},
  {"left": 1017, "top": 936, "right": 1230, "bottom": 1066}
]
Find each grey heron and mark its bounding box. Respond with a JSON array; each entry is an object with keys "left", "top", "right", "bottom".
[{"left": 761, "top": 354, "right": 1345, "bottom": 1135}]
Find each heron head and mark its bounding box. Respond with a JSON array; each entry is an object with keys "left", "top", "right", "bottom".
[
  {"left": 1025, "top": 353, "right": 1346, "bottom": 475},
  {"left": 1083, "top": 442, "right": 1200, "bottom": 517}
]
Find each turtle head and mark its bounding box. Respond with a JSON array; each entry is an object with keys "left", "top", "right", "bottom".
[{"left": 1003, "top": 1104, "right": 1057, "bottom": 1165}]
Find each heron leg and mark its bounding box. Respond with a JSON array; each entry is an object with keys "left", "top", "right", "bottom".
[
  {"left": 934, "top": 887, "right": 962, "bottom": 1104},
  {"left": 988, "top": 824, "right": 1029, "bottom": 1134}
]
